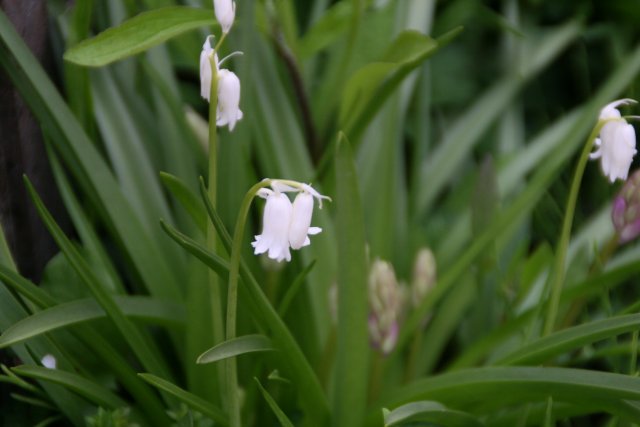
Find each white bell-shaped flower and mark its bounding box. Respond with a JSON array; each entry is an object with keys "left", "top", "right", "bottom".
[
  {"left": 214, "top": 0, "right": 236, "bottom": 34},
  {"left": 289, "top": 192, "right": 321, "bottom": 250},
  {"left": 590, "top": 99, "right": 638, "bottom": 183},
  {"left": 252, "top": 189, "right": 293, "bottom": 262},
  {"left": 216, "top": 69, "right": 243, "bottom": 131},
  {"left": 199, "top": 36, "right": 218, "bottom": 102},
  {"left": 288, "top": 184, "right": 329, "bottom": 250}
]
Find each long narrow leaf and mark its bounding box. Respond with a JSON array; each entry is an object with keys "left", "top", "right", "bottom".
[
  {"left": 197, "top": 335, "right": 274, "bottom": 364},
  {"left": 254, "top": 378, "right": 295, "bottom": 427},
  {"left": 333, "top": 133, "right": 370, "bottom": 427},
  {"left": 12, "top": 366, "right": 127, "bottom": 409},
  {"left": 24, "top": 177, "right": 172, "bottom": 381},
  {"left": 0, "top": 296, "right": 185, "bottom": 348},
  {"left": 138, "top": 373, "right": 227, "bottom": 425},
  {"left": 382, "top": 367, "right": 640, "bottom": 421},
  {"left": 64, "top": 7, "right": 216, "bottom": 66}
]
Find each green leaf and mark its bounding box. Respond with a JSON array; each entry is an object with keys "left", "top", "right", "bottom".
[
  {"left": 196, "top": 335, "right": 274, "bottom": 364},
  {"left": 254, "top": 378, "right": 295, "bottom": 427},
  {"left": 10, "top": 393, "right": 56, "bottom": 411},
  {"left": 138, "top": 373, "right": 227, "bottom": 425},
  {"left": 384, "top": 401, "right": 484, "bottom": 427},
  {"left": 160, "top": 172, "right": 207, "bottom": 234},
  {"left": 12, "top": 366, "right": 126, "bottom": 409},
  {"left": 340, "top": 27, "right": 460, "bottom": 140},
  {"left": 298, "top": 1, "right": 352, "bottom": 58},
  {"left": 64, "top": 7, "right": 215, "bottom": 66},
  {"left": 385, "top": 367, "right": 640, "bottom": 419},
  {"left": 0, "top": 6, "right": 182, "bottom": 304},
  {"left": 160, "top": 220, "right": 230, "bottom": 280},
  {"left": 277, "top": 260, "right": 317, "bottom": 317},
  {"left": 0, "top": 296, "right": 185, "bottom": 349},
  {"left": 414, "top": 21, "right": 581, "bottom": 216},
  {"left": 333, "top": 133, "right": 369, "bottom": 427},
  {"left": 497, "top": 313, "right": 640, "bottom": 366},
  {"left": 398, "top": 40, "right": 640, "bottom": 352},
  {"left": 24, "top": 177, "right": 172, "bottom": 381}
]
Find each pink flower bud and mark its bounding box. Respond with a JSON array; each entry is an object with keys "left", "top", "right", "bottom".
[{"left": 612, "top": 169, "right": 640, "bottom": 243}]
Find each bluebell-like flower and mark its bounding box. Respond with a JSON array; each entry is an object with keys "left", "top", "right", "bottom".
[{"left": 590, "top": 99, "right": 638, "bottom": 183}]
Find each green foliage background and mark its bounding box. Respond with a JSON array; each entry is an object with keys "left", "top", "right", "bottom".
[{"left": 1, "top": 0, "right": 640, "bottom": 425}]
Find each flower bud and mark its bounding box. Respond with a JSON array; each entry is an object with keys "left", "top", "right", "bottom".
[
  {"left": 368, "top": 260, "right": 404, "bottom": 355},
  {"left": 199, "top": 37, "right": 217, "bottom": 101},
  {"left": 411, "top": 248, "right": 436, "bottom": 306},
  {"left": 612, "top": 169, "right": 640, "bottom": 243},
  {"left": 214, "top": 0, "right": 236, "bottom": 34}
]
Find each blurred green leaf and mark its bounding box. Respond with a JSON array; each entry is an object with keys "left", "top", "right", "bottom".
[
  {"left": 299, "top": 1, "right": 352, "bottom": 58},
  {"left": 0, "top": 297, "right": 185, "bottom": 349},
  {"left": 333, "top": 133, "right": 369, "bottom": 427},
  {"left": 0, "top": 6, "right": 182, "bottom": 304},
  {"left": 340, "top": 28, "right": 460, "bottom": 140},
  {"left": 196, "top": 335, "right": 274, "bottom": 364},
  {"left": 160, "top": 172, "right": 207, "bottom": 234},
  {"left": 24, "top": 177, "right": 172, "bottom": 381},
  {"left": 138, "top": 373, "right": 227, "bottom": 425},
  {"left": 64, "top": 7, "right": 215, "bottom": 66},
  {"left": 385, "top": 367, "right": 640, "bottom": 420},
  {"left": 12, "top": 366, "right": 126, "bottom": 409},
  {"left": 254, "top": 378, "right": 295, "bottom": 427},
  {"left": 384, "top": 401, "right": 484, "bottom": 427},
  {"left": 415, "top": 21, "right": 581, "bottom": 216},
  {"left": 497, "top": 313, "right": 640, "bottom": 366}
]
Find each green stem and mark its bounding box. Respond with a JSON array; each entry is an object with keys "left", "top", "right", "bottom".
[
  {"left": 542, "top": 122, "right": 604, "bottom": 336},
  {"left": 214, "top": 32, "right": 228, "bottom": 56},
  {"left": 226, "top": 179, "right": 272, "bottom": 427},
  {"left": 206, "top": 56, "right": 226, "bottom": 399}
]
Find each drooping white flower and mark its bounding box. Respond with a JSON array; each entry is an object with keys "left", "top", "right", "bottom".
[
  {"left": 590, "top": 99, "right": 638, "bottom": 183},
  {"left": 216, "top": 69, "right": 243, "bottom": 131},
  {"left": 213, "top": 0, "right": 236, "bottom": 34},
  {"left": 288, "top": 184, "right": 329, "bottom": 250},
  {"left": 252, "top": 189, "right": 293, "bottom": 262},
  {"left": 199, "top": 36, "right": 218, "bottom": 102},
  {"left": 252, "top": 181, "right": 330, "bottom": 262},
  {"left": 41, "top": 354, "right": 57, "bottom": 369}
]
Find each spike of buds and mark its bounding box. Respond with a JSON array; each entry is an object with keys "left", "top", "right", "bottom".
[{"left": 612, "top": 169, "right": 640, "bottom": 244}]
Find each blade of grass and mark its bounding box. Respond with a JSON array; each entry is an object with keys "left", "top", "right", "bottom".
[
  {"left": 138, "top": 373, "right": 227, "bottom": 425},
  {"left": 24, "top": 177, "right": 172, "bottom": 381},
  {"left": 396, "top": 41, "right": 640, "bottom": 353},
  {"left": 0, "top": 296, "right": 185, "bottom": 348},
  {"left": 254, "top": 377, "right": 295, "bottom": 427},
  {"left": 332, "top": 133, "right": 369, "bottom": 427},
  {"left": 380, "top": 367, "right": 640, "bottom": 422},
  {"left": 414, "top": 21, "right": 581, "bottom": 217},
  {"left": 0, "top": 8, "right": 182, "bottom": 302},
  {"left": 12, "top": 365, "right": 127, "bottom": 409}
]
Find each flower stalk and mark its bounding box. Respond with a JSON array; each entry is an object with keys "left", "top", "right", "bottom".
[{"left": 542, "top": 121, "right": 606, "bottom": 336}]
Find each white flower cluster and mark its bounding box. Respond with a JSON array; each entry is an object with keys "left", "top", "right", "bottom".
[
  {"left": 590, "top": 99, "right": 637, "bottom": 183},
  {"left": 252, "top": 181, "right": 329, "bottom": 262},
  {"left": 199, "top": 0, "right": 243, "bottom": 131}
]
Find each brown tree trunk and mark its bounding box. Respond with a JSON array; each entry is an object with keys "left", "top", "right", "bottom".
[{"left": 0, "top": 0, "right": 69, "bottom": 282}]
